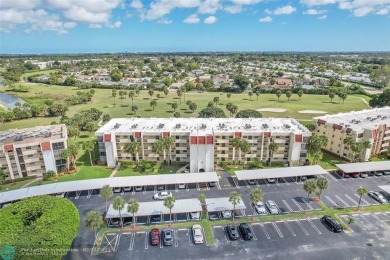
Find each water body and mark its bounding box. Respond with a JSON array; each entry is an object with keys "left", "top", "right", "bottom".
[{"left": 0, "top": 79, "right": 26, "bottom": 109}]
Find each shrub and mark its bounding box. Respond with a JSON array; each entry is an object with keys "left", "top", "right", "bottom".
[{"left": 43, "top": 170, "right": 56, "bottom": 181}]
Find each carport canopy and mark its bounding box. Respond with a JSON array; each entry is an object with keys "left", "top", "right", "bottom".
[
  {"left": 105, "top": 198, "right": 202, "bottom": 218},
  {"left": 110, "top": 172, "right": 218, "bottom": 188},
  {"left": 336, "top": 161, "right": 390, "bottom": 174},
  {"left": 235, "top": 165, "right": 328, "bottom": 181},
  {"left": 205, "top": 197, "right": 246, "bottom": 212},
  {"left": 378, "top": 185, "right": 390, "bottom": 196}
]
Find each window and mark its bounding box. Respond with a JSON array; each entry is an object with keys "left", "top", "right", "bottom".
[
  {"left": 52, "top": 142, "right": 65, "bottom": 150},
  {"left": 26, "top": 146, "right": 31, "bottom": 150},
  {"left": 176, "top": 136, "right": 179, "bottom": 140},
  {"left": 100, "top": 152, "right": 106, "bottom": 156},
  {"left": 358, "top": 133, "right": 363, "bottom": 138}
]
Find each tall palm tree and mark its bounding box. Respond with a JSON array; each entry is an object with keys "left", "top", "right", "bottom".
[
  {"left": 128, "top": 91, "right": 135, "bottom": 106},
  {"left": 248, "top": 92, "right": 253, "bottom": 100},
  {"left": 357, "top": 186, "right": 368, "bottom": 210},
  {"left": 286, "top": 91, "right": 292, "bottom": 102},
  {"left": 150, "top": 100, "right": 157, "bottom": 111},
  {"left": 127, "top": 198, "right": 139, "bottom": 228},
  {"left": 152, "top": 140, "right": 165, "bottom": 162},
  {"left": 177, "top": 90, "right": 183, "bottom": 104},
  {"left": 124, "top": 142, "right": 142, "bottom": 164},
  {"left": 240, "top": 140, "right": 251, "bottom": 167},
  {"left": 276, "top": 90, "right": 282, "bottom": 102},
  {"left": 316, "top": 177, "right": 329, "bottom": 198},
  {"left": 113, "top": 196, "right": 125, "bottom": 228},
  {"left": 198, "top": 193, "right": 206, "bottom": 220},
  {"left": 61, "top": 149, "right": 71, "bottom": 171},
  {"left": 213, "top": 96, "right": 220, "bottom": 106},
  {"left": 83, "top": 140, "right": 95, "bottom": 166},
  {"left": 297, "top": 90, "right": 303, "bottom": 100},
  {"left": 100, "top": 185, "right": 113, "bottom": 213},
  {"left": 359, "top": 141, "right": 372, "bottom": 162},
  {"left": 229, "top": 191, "right": 241, "bottom": 222},
  {"left": 67, "top": 143, "right": 79, "bottom": 168},
  {"left": 351, "top": 142, "right": 363, "bottom": 162},
  {"left": 255, "top": 91, "right": 260, "bottom": 101},
  {"left": 343, "top": 137, "right": 355, "bottom": 161},
  {"left": 303, "top": 179, "right": 317, "bottom": 202},
  {"left": 84, "top": 210, "right": 104, "bottom": 239},
  {"left": 164, "top": 196, "right": 176, "bottom": 226},
  {"left": 231, "top": 137, "right": 242, "bottom": 163},
  {"left": 162, "top": 137, "right": 174, "bottom": 165},
  {"left": 249, "top": 188, "right": 263, "bottom": 220},
  {"left": 268, "top": 142, "right": 279, "bottom": 166},
  {"left": 227, "top": 93, "right": 231, "bottom": 101}
]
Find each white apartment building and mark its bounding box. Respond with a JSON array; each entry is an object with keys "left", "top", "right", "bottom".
[
  {"left": 313, "top": 107, "right": 390, "bottom": 161},
  {"left": 96, "top": 118, "right": 311, "bottom": 172}
]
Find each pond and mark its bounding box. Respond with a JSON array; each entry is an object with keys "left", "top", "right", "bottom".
[{"left": 0, "top": 80, "right": 26, "bottom": 109}]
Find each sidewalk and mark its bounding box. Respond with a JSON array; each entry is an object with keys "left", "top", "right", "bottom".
[
  {"left": 21, "top": 177, "right": 43, "bottom": 188},
  {"left": 109, "top": 163, "right": 121, "bottom": 178}
]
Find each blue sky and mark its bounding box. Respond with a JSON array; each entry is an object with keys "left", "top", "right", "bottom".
[{"left": 0, "top": 0, "right": 389, "bottom": 54}]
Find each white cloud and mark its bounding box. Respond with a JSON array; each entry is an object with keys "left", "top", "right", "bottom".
[
  {"left": 304, "top": 9, "right": 327, "bottom": 15},
  {"left": 130, "top": 0, "right": 143, "bottom": 9},
  {"left": 89, "top": 23, "right": 103, "bottom": 29},
  {"left": 230, "top": 0, "right": 262, "bottom": 5},
  {"left": 183, "top": 13, "right": 200, "bottom": 23},
  {"left": 198, "top": 0, "right": 221, "bottom": 14},
  {"left": 204, "top": 15, "right": 217, "bottom": 24},
  {"left": 225, "top": 5, "right": 243, "bottom": 14},
  {"left": 318, "top": 14, "right": 327, "bottom": 19},
  {"left": 264, "top": 8, "right": 272, "bottom": 14},
  {"left": 259, "top": 16, "right": 272, "bottom": 22},
  {"left": 376, "top": 7, "right": 389, "bottom": 15},
  {"left": 158, "top": 18, "right": 172, "bottom": 24},
  {"left": 274, "top": 5, "right": 296, "bottom": 15},
  {"left": 353, "top": 6, "right": 374, "bottom": 17},
  {"left": 300, "top": 0, "right": 339, "bottom": 6},
  {"left": 145, "top": 0, "right": 201, "bottom": 20}
]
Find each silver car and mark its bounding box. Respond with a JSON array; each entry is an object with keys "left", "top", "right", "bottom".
[
  {"left": 254, "top": 201, "right": 267, "bottom": 215},
  {"left": 369, "top": 191, "right": 388, "bottom": 204},
  {"left": 153, "top": 191, "right": 172, "bottom": 200},
  {"left": 265, "top": 200, "right": 279, "bottom": 214}
]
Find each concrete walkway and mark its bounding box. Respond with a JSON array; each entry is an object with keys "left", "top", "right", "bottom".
[
  {"left": 21, "top": 177, "right": 43, "bottom": 188},
  {"left": 176, "top": 164, "right": 189, "bottom": 173},
  {"left": 109, "top": 163, "right": 121, "bottom": 178}
]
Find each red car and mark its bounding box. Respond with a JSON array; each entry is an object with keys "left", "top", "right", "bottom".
[
  {"left": 150, "top": 228, "right": 160, "bottom": 246},
  {"left": 351, "top": 172, "right": 359, "bottom": 178}
]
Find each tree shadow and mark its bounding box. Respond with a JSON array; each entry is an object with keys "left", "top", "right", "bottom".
[
  {"left": 79, "top": 134, "right": 90, "bottom": 139},
  {"left": 143, "top": 98, "right": 149, "bottom": 100},
  {"left": 322, "top": 101, "right": 337, "bottom": 104},
  {"left": 126, "top": 112, "right": 135, "bottom": 115},
  {"left": 173, "top": 97, "right": 179, "bottom": 100},
  {"left": 180, "top": 108, "right": 188, "bottom": 111},
  {"left": 184, "top": 111, "right": 193, "bottom": 114},
  {"left": 144, "top": 109, "right": 153, "bottom": 112},
  {"left": 166, "top": 110, "right": 174, "bottom": 113},
  {"left": 120, "top": 105, "right": 129, "bottom": 107}
]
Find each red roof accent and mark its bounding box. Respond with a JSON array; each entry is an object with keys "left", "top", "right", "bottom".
[
  {"left": 372, "top": 130, "right": 377, "bottom": 138},
  {"left": 162, "top": 132, "right": 170, "bottom": 137},
  {"left": 317, "top": 119, "right": 326, "bottom": 125},
  {"left": 206, "top": 136, "right": 213, "bottom": 145},
  {"left": 190, "top": 136, "right": 197, "bottom": 145},
  {"left": 294, "top": 134, "right": 302, "bottom": 143},
  {"left": 3, "top": 144, "right": 13, "bottom": 152},
  {"left": 134, "top": 132, "right": 141, "bottom": 138},
  {"left": 346, "top": 128, "right": 352, "bottom": 134},
  {"left": 234, "top": 132, "right": 241, "bottom": 137},
  {"left": 103, "top": 134, "right": 111, "bottom": 142},
  {"left": 333, "top": 124, "right": 342, "bottom": 130},
  {"left": 41, "top": 142, "right": 51, "bottom": 151},
  {"left": 263, "top": 132, "right": 271, "bottom": 138},
  {"left": 198, "top": 136, "right": 205, "bottom": 145}
]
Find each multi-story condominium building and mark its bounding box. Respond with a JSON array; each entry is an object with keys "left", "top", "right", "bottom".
[
  {"left": 0, "top": 125, "right": 68, "bottom": 180},
  {"left": 313, "top": 107, "right": 390, "bottom": 161},
  {"left": 96, "top": 118, "right": 311, "bottom": 172}
]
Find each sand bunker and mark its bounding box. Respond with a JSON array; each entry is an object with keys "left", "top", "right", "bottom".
[
  {"left": 256, "top": 108, "right": 287, "bottom": 112},
  {"left": 298, "top": 110, "right": 327, "bottom": 114}
]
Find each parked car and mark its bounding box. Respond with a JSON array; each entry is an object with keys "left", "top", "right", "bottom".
[
  {"left": 360, "top": 172, "right": 368, "bottom": 178},
  {"left": 265, "top": 200, "right": 279, "bottom": 214},
  {"left": 375, "top": 171, "right": 383, "bottom": 176},
  {"left": 321, "top": 215, "right": 343, "bottom": 233},
  {"left": 162, "top": 229, "right": 174, "bottom": 246},
  {"left": 300, "top": 176, "right": 307, "bottom": 181},
  {"left": 123, "top": 187, "right": 132, "bottom": 192},
  {"left": 123, "top": 217, "right": 133, "bottom": 226},
  {"left": 383, "top": 171, "right": 390, "bottom": 175},
  {"left": 153, "top": 191, "right": 173, "bottom": 200},
  {"left": 208, "top": 212, "right": 220, "bottom": 220},
  {"left": 150, "top": 228, "right": 160, "bottom": 246},
  {"left": 209, "top": 182, "right": 216, "bottom": 187},
  {"left": 55, "top": 192, "right": 65, "bottom": 198},
  {"left": 157, "top": 185, "right": 165, "bottom": 191},
  {"left": 351, "top": 172, "right": 360, "bottom": 178},
  {"left": 267, "top": 178, "right": 276, "bottom": 183},
  {"left": 221, "top": 210, "right": 232, "bottom": 219},
  {"left": 368, "top": 171, "right": 376, "bottom": 176},
  {"left": 135, "top": 186, "right": 143, "bottom": 192},
  {"left": 185, "top": 165, "right": 190, "bottom": 170},
  {"left": 151, "top": 214, "right": 161, "bottom": 222},
  {"left": 368, "top": 191, "right": 388, "bottom": 204},
  {"left": 238, "top": 223, "right": 253, "bottom": 240},
  {"left": 113, "top": 187, "right": 122, "bottom": 193},
  {"left": 226, "top": 225, "right": 239, "bottom": 240},
  {"left": 107, "top": 218, "right": 121, "bottom": 227},
  {"left": 199, "top": 168, "right": 205, "bottom": 173},
  {"left": 254, "top": 201, "right": 268, "bottom": 215},
  {"left": 192, "top": 224, "right": 204, "bottom": 244},
  {"left": 247, "top": 179, "right": 256, "bottom": 185},
  {"left": 178, "top": 183, "right": 186, "bottom": 189},
  {"left": 190, "top": 212, "right": 200, "bottom": 220}
]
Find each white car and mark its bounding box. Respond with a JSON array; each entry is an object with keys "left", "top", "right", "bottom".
[
  {"left": 265, "top": 200, "right": 279, "bottom": 214},
  {"left": 190, "top": 212, "right": 200, "bottom": 220},
  {"left": 113, "top": 187, "right": 122, "bottom": 193},
  {"left": 267, "top": 178, "right": 276, "bottom": 183},
  {"left": 178, "top": 183, "right": 186, "bottom": 189},
  {"left": 221, "top": 210, "right": 232, "bottom": 219},
  {"left": 153, "top": 191, "right": 173, "bottom": 200},
  {"left": 368, "top": 191, "right": 388, "bottom": 204},
  {"left": 254, "top": 201, "right": 267, "bottom": 215},
  {"left": 192, "top": 224, "right": 204, "bottom": 244}
]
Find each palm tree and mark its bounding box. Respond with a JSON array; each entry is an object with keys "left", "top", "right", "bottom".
[
  {"left": 198, "top": 193, "right": 206, "bottom": 220},
  {"left": 343, "top": 137, "right": 355, "bottom": 161},
  {"left": 124, "top": 142, "right": 142, "bottom": 164},
  {"left": 135, "top": 89, "right": 140, "bottom": 96},
  {"left": 227, "top": 93, "right": 231, "bottom": 101},
  {"left": 148, "top": 89, "right": 154, "bottom": 99},
  {"left": 131, "top": 105, "right": 138, "bottom": 115},
  {"left": 171, "top": 103, "right": 178, "bottom": 112},
  {"left": 231, "top": 137, "right": 242, "bottom": 163},
  {"left": 100, "top": 185, "right": 113, "bottom": 213},
  {"left": 150, "top": 100, "right": 157, "bottom": 111},
  {"left": 316, "top": 177, "right": 329, "bottom": 198},
  {"left": 128, "top": 91, "right": 135, "bottom": 106},
  {"left": 297, "top": 90, "right": 303, "bottom": 100},
  {"left": 268, "top": 142, "right": 279, "bottom": 166},
  {"left": 83, "top": 140, "right": 95, "bottom": 166},
  {"left": 113, "top": 196, "right": 125, "bottom": 228},
  {"left": 359, "top": 141, "right": 372, "bottom": 162},
  {"left": 177, "top": 90, "right": 183, "bottom": 104},
  {"left": 173, "top": 112, "right": 180, "bottom": 118},
  {"left": 213, "top": 96, "right": 220, "bottom": 106},
  {"left": 339, "top": 92, "right": 347, "bottom": 103},
  {"left": 61, "top": 149, "right": 71, "bottom": 171},
  {"left": 276, "top": 90, "right": 282, "bottom": 102},
  {"left": 286, "top": 91, "right": 292, "bottom": 102},
  {"left": 84, "top": 210, "right": 104, "bottom": 239},
  {"left": 152, "top": 140, "right": 165, "bottom": 162},
  {"left": 357, "top": 186, "right": 368, "bottom": 210},
  {"left": 255, "top": 91, "right": 260, "bottom": 101},
  {"left": 112, "top": 89, "right": 117, "bottom": 107},
  {"left": 164, "top": 196, "right": 176, "bottom": 226},
  {"left": 249, "top": 188, "right": 263, "bottom": 220},
  {"left": 240, "top": 140, "right": 251, "bottom": 167},
  {"left": 229, "top": 191, "right": 241, "bottom": 222},
  {"left": 162, "top": 137, "right": 174, "bottom": 165},
  {"left": 303, "top": 179, "right": 317, "bottom": 202},
  {"left": 127, "top": 198, "right": 139, "bottom": 228},
  {"left": 67, "top": 143, "right": 79, "bottom": 168},
  {"left": 329, "top": 92, "right": 335, "bottom": 103},
  {"left": 163, "top": 88, "right": 169, "bottom": 97},
  {"left": 248, "top": 92, "right": 253, "bottom": 100},
  {"left": 189, "top": 102, "right": 197, "bottom": 113},
  {"left": 351, "top": 142, "right": 363, "bottom": 162}
]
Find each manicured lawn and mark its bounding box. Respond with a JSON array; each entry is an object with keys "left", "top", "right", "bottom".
[
  {"left": 315, "top": 152, "right": 345, "bottom": 170},
  {"left": 0, "top": 179, "right": 35, "bottom": 191},
  {"left": 1, "top": 83, "right": 371, "bottom": 130},
  {"left": 115, "top": 162, "right": 183, "bottom": 177}
]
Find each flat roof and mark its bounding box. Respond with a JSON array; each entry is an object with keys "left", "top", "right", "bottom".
[
  {"left": 0, "top": 188, "right": 29, "bottom": 204},
  {"left": 54, "top": 178, "right": 111, "bottom": 193},
  {"left": 110, "top": 172, "right": 218, "bottom": 187},
  {"left": 336, "top": 161, "right": 390, "bottom": 174},
  {"left": 235, "top": 165, "right": 328, "bottom": 180},
  {"left": 96, "top": 118, "right": 310, "bottom": 136},
  {"left": 205, "top": 197, "right": 246, "bottom": 212},
  {"left": 378, "top": 185, "right": 390, "bottom": 195},
  {"left": 105, "top": 199, "right": 202, "bottom": 218}
]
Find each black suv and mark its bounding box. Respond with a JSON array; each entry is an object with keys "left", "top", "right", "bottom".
[
  {"left": 321, "top": 215, "right": 343, "bottom": 233},
  {"left": 238, "top": 223, "right": 253, "bottom": 240},
  {"left": 226, "top": 225, "right": 239, "bottom": 240}
]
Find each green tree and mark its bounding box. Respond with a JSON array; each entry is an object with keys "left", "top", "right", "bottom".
[
  {"left": 119, "top": 90, "right": 127, "bottom": 106},
  {"left": 102, "top": 114, "right": 111, "bottom": 123},
  {"left": 198, "top": 107, "right": 226, "bottom": 118},
  {"left": 131, "top": 105, "right": 138, "bottom": 115},
  {"left": 343, "top": 137, "right": 355, "bottom": 161},
  {"left": 213, "top": 96, "right": 220, "bottom": 106},
  {"left": 297, "top": 90, "right": 304, "bottom": 100},
  {"left": 229, "top": 191, "right": 241, "bottom": 222},
  {"left": 171, "top": 102, "right": 178, "bottom": 112},
  {"left": 286, "top": 91, "right": 292, "bottom": 102},
  {"left": 162, "top": 137, "right": 174, "bottom": 165},
  {"left": 234, "top": 74, "right": 250, "bottom": 91},
  {"left": 268, "top": 142, "right": 279, "bottom": 166},
  {"left": 177, "top": 90, "right": 183, "bottom": 104},
  {"left": 359, "top": 141, "right": 372, "bottom": 161},
  {"left": 163, "top": 88, "right": 169, "bottom": 97},
  {"left": 357, "top": 186, "right": 368, "bottom": 210},
  {"left": 152, "top": 140, "right": 165, "bottom": 161},
  {"left": 124, "top": 142, "right": 142, "bottom": 163},
  {"left": 83, "top": 140, "right": 95, "bottom": 166},
  {"left": 128, "top": 91, "right": 135, "bottom": 106},
  {"left": 249, "top": 188, "right": 264, "bottom": 220},
  {"left": 148, "top": 89, "right": 154, "bottom": 99},
  {"left": 164, "top": 196, "right": 176, "bottom": 226},
  {"left": 61, "top": 149, "right": 71, "bottom": 171},
  {"left": 110, "top": 69, "right": 122, "bottom": 81},
  {"left": 68, "top": 126, "right": 80, "bottom": 140},
  {"left": 113, "top": 196, "right": 125, "bottom": 228},
  {"left": 189, "top": 102, "right": 197, "bottom": 113},
  {"left": 100, "top": 185, "right": 113, "bottom": 213},
  {"left": 0, "top": 169, "right": 5, "bottom": 190},
  {"left": 150, "top": 100, "right": 157, "bottom": 111},
  {"left": 236, "top": 109, "right": 262, "bottom": 118},
  {"left": 329, "top": 92, "right": 335, "bottom": 103},
  {"left": 240, "top": 140, "right": 251, "bottom": 166},
  {"left": 303, "top": 179, "right": 317, "bottom": 202},
  {"left": 316, "top": 177, "right": 329, "bottom": 198},
  {"left": 173, "top": 112, "right": 181, "bottom": 118},
  {"left": 338, "top": 92, "right": 347, "bottom": 103},
  {"left": 135, "top": 89, "right": 140, "bottom": 96},
  {"left": 232, "top": 137, "right": 242, "bottom": 163},
  {"left": 84, "top": 210, "right": 103, "bottom": 238},
  {"left": 255, "top": 91, "right": 260, "bottom": 101},
  {"left": 127, "top": 198, "right": 139, "bottom": 228},
  {"left": 276, "top": 90, "right": 282, "bottom": 102},
  {"left": 112, "top": 89, "right": 117, "bottom": 107},
  {"left": 248, "top": 91, "right": 253, "bottom": 100},
  {"left": 227, "top": 93, "right": 231, "bottom": 101},
  {"left": 67, "top": 143, "right": 79, "bottom": 168}
]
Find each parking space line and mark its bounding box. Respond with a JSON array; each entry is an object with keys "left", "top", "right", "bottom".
[
  {"left": 259, "top": 223, "right": 271, "bottom": 239},
  {"left": 249, "top": 224, "right": 258, "bottom": 240},
  {"left": 272, "top": 222, "right": 283, "bottom": 238},
  {"left": 145, "top": 231, "right": 149, "bottom": 249},
  {"left": 307, "top": 218, "right": 321, "bottom": 235},
  {"left": 232, "top": 177, "right": 240, "bottom": 189},
  {"left": 75, "top": 191, "right": 81, "bottom": 200},
  {"left": 364, "top": 214, "right": 382, "bottom": 229},
  {"left": 188, "top": 228, "right": 193, "bottom": 247},
  {"left": 370, "top": 213, "right": 389, "bottom": 227},
  {"left": 353, "top": 194, "right": 370, "bottom": 206},
  {"left": 291, "top": 199, "right": 304, "bottom": 211},
  {"left": 335, "top": 195, "right": 350, "bottom": 207},
  {"left": 301, "top": 198, "right": 313, "bottom": 210},
  {"left": 174, "top": 230, "right": 179, "bottom": 247},
  {"left": 360, "top": 214, "right": 378, "bottom": 230},
  {"left": 295, "top": 220, "right": 309, "bottom": 235},
  {"left": 245, "top": 181, "right": 250, "bottom": 188},
  {"left": 344, "top": 195, "right": 358, "bottom": 206},
  {"left": 328, "top": 173, "right": 338, "bottom": 182},
  {"left": 325, "top": 196, "right": 338, "bottom": 206},
  {"left": 129, "top": 233, "right": 135, "bottom": 250},
  {"left": 282, "top": 200, "right": 294, "bottom": 212},
  {"left": 216, "top": 181, "right": 221, "bottom": 190},
  {"left": 281, "top": 178, "right": 290, "bottom": 185},
  {"left": 222, "top": 227, "right": 231, "bottom": 243},
  {"left": 283, "top": 221, "right": 296, "bottom": 236}
]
